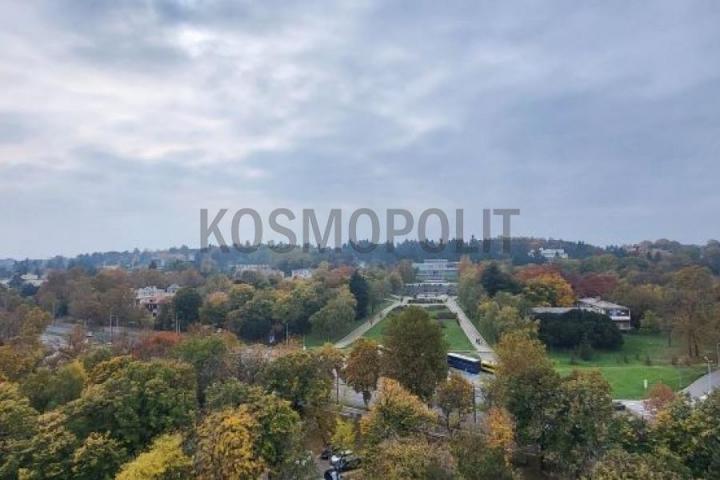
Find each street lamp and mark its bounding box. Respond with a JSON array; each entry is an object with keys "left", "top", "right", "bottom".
[{"left": 703, "top": 356, "right": 712, "bottom": 395}]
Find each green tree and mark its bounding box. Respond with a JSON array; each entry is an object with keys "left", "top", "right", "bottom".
[
  {"left": 382, "top": 306, "right": 448, "bottom": 401},
  {"left": 20, "top": 361, "right": 86, "bottom": 412},
  {"left": 262, "top": 350, "right": 333, "bottom": 410},
  {"left": 309, "top": 287, "right": 356, "bottom": 341},
  {"left": 543, "top": 370, "right": 614, "bottom": 476},
  {"left": 349, "top": 270, "right": 370, "bottom": 319},
  {"left": 480, "top": 263, "right": 519, "bottom": 297},
  {"left": 173, "top": 334, "right": 232, "bottom": 404},
  {"left": 343, "top": 338, "right": 382, "bottom": 407},
  {"left": 71, "top": 432, "right": 127, "bottom": 480},
  {"left": 171, "top": 288, "right": 202, "bottom": 330},
  {"left": 19, "top": 411, "right": 78, "bottom": 480},
  {"left": 64, "top": 359, "right": 197, "bottom": 452}
]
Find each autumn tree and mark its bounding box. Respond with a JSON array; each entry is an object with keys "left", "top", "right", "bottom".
[
  {"left": 451, "top": 430, "right": 515, "bottom": 480},
  {"left": 382, "top": 306, "right": 448, "bottom": 401},
  {"left": 362, "top": 436, "right": 457, "bottom": 480},
  {"left": 194, "top": 407, "right": 265, "bottom": 480},
  {"left": 435, "top": 371, "right": 473, "bottom": 433},
  {"left": 330, "top": 417, "right": 356, "bottom": 452},
  {"left": 18, "top": 411, "right": 78, "bottom": 480},
  {"left": 71, "top": 432, "right": 127, "bottom": 480},
  {"left": 64, "top": 359, "right": 197, "bottom": 452},
  {"left": 262, "top": 350, "right": 333, "bottom": 410},
  {"left": 343, "top": 338, "right": 382, "bottom": 407},
  {"left": 0, "top": 383, "right": 38, "bottom": 478},
  {"left": 484, "top": 406, "right": 515, "bottom": 465},
  {"left": 488, "top": 329, "right": 561, "bottom": 449},
  {"left": 667, "top": 266, "right": 718, "bottom": 357},
  {"left": 653, "top": 390, "right": 720, "bottom": 478},
  {"left": 522, "top": 272, "right": 575, "bottom": 307},
  {"left": 360, "top": 378, "right": 436, "bottom": 446},
  {"left": 586, "top": 449, "right": 691, "bottom": 480},
  {"left": 115, "top": 434, "right": 192, "bottom": 480},
  {"left": 643, "top": 383, "right": 675, "bottom": 415}
]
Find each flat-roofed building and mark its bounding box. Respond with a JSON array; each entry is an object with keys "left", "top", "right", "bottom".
[{"left": 413, "top": 259, "right": 459, "bottom": 283}]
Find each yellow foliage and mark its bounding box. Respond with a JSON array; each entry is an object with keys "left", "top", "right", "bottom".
[
  {"left": 116, "top": 433, "right": 191, "bottom": 480},
  {"left": 195, "top": 406, "right": 265, "bottom": 480}
]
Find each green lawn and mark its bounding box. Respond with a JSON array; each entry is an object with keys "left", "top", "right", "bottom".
[
  {"left": 361, "top": 304, "right": 475, "bottom": 354},
  {"left": 549, "top": 334, "right": 706, "bottom": 399}
]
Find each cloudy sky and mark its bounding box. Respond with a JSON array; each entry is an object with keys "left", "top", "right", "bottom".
[{"left": 1, "top": 0, "right": 719, "bottom": 258}]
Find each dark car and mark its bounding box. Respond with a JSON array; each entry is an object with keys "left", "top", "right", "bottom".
[
  {"left": 336, "top": 454, "right": 362, "bottom": 472},
  {"left": 323, "top": 468, "right": 339, "bottom": 480}
]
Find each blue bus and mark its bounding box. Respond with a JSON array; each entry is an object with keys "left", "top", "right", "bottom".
[{"left": 447, "top": 353, "right": 481, "bottom": 374}]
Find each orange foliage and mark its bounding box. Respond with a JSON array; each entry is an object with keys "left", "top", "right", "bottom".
[{"left": 132, "top": 331, "right": 183, "bottom": 360}]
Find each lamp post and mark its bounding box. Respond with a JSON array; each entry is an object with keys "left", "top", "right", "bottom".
[{"left": 704, "top": 356, "right": 712, "bottom": 395}]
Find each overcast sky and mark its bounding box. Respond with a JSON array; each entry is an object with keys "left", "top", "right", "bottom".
[{"left": 1, "top": 1, "right": 719, "bottom": 259}]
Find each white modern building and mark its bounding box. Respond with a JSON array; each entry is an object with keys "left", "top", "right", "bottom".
[
  {"left": 577, "top": 297, "right": 632, "bottom": 331},
  {"left": 531, "top": 248, "right": 569, "bottom": 260},
  {"left": 412, "top": 259, "right": 459, "bottom": 283},
  {"left": 530, "top": 297, "right": 632, "bottom": 331},
  {"left": 290, "top": 268, "right": 313, "bottom": 279}
]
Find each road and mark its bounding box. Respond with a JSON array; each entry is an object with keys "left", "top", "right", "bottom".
[{"left": 445, "top": 296, "right": 496, "bottom": 361}]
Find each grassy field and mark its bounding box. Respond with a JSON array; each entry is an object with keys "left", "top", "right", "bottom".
[
  {"left": 549, "top": 334, "right": 706, "bottom": 399},
  {"left": 361, "top": 304, "right": 475, "bottom": 354},
  {"left": 303, "top": 299, "right": 394, "bottom": 348}
]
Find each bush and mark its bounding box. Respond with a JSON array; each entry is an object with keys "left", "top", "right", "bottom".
[
  {"left": 536, "top": 310, "right": 623, "bottom": 350},
  {"left": 644, "top": 355, "right": 652, "bottom": 366}
]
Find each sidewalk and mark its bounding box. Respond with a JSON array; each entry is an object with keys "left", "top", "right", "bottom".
[
  {"left": 334, "top": 299, "right": 401, "bottom": 349},
  {"left": 445, "top": 296, "right": 496, "bottom": 361}
]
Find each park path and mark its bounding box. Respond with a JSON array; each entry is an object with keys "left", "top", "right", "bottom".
[
  {"left": 334, "top": 299, "right": 402, "bottom": 349},
  {"left": 682, "top": 368, "right": 720, "bottom": 399},
  {"left": 445, "top": 296, "right": 496, "bottom": 361}
]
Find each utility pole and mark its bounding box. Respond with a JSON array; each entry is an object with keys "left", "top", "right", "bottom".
[{"left": 472, "top": 384, "right": 477, "bottom": 424}]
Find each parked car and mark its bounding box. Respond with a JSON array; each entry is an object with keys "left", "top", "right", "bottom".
[
  {"left": 323, "top": 468, "right": 339, "bottom": 480},
  {"left": 335, "top": 454, "right": 362, "bottom": 472},
  {"left": 330, "top": 450, "right": 353, "bottom": 466}
]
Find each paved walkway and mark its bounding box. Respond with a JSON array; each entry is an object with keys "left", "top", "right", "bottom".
[
  {"left": 334, "top": 299, "right": 402, "bottom": 349},
  {"left": 682, "top": 368, "right": 720, "bottom": 399},
  {"left": 445, "top": 296, "right": 496, "bottom": 361}
]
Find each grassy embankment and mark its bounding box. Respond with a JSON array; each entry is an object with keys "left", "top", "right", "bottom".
[{"left": 549, "top": 333, "right": 706, "bottom": 399}]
